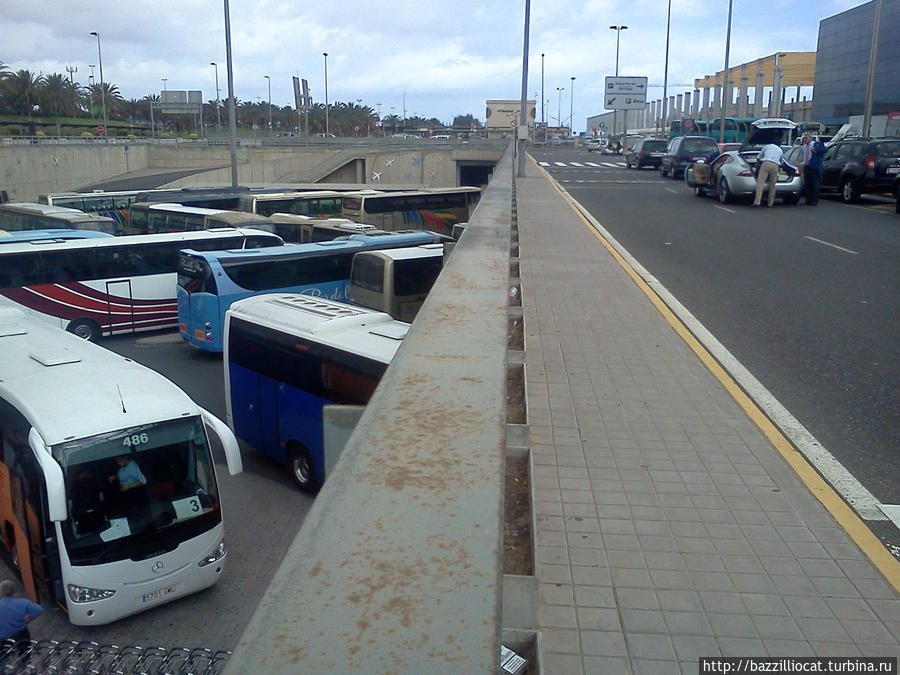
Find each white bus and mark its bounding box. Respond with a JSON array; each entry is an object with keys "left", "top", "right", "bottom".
[
  {"left": 0, "top": 228, "right": 283, "bottom": 341},
  {"left": 236, "top": 190, "right": 348, "bottom": 218},
  {"left": 349, "top": 243, "right": 445, "bottom": 322},
  {"left": 267, "top": 214, "right": 377, "bottom": 243},
  {"left": 339, "top": 187, "right": 480, "bottom": 237},
  {"left": 127, "top": 203, "right": 276, "bottom": 236},
  {"left": 224, "top": 294, "right": 408, "bottom": 490},
  {"left": 0, "top": 203, "right": 118, "bottom": 236},
  {"left": 0, "top": 308, "right": 242, "bottom": 625}
]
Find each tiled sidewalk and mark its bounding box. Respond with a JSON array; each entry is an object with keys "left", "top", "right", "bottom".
[{"left": 516, "top": 158, "right": 900, "bottom": 674}]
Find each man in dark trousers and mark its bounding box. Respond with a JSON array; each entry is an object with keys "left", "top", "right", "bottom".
[
  {"left": 0, "top": 580, "right": 42, "bottom": 642},
  {"left": 802, "top": 132, "right": 826, "bottom": 205}
]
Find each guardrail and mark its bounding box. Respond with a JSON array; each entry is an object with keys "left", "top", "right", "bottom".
[{"left": 224, "top": 142, "right": 515, "bottom": 673}]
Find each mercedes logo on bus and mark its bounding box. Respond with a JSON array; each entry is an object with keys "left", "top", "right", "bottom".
[{"left": 151, "top": 561, "right": 165, "bottom": 574}]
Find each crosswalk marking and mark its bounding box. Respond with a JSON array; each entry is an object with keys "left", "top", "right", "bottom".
[
  {"left": 538, "top": 161, "right": 550, "bottom": 166},
  {"left": 569, "top": 162, "right": 584, "bottom": 167},
  {"left": 585, "top": 162, "right": 602, "bottom": 167},
  {"left": 602, "top": 162, "right": 621, "bottom": 168},
  {"left": 554, "top": 161, "right": 567, "bottom": 166},
  {"left": 538, "top": 160, "right": 627, "bottom": 168}
]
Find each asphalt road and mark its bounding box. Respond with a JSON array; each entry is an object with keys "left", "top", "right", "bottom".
[
  {"left": 7, "top": 330, "right": 314, "bottom": 652},
  {"left": 532, "top": 146, "right": 899, "bottom": 541}
]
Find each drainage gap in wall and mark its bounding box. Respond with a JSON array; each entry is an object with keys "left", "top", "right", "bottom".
[
  {"left": 504, "top": 452, "right": 533, "bottom": 576},
  {"left": 508, "top": 317, "right": 524, "bottom": 351}
]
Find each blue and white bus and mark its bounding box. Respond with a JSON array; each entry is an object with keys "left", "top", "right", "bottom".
[
  {"left": 224, "top": 294, "right": 408, "bottom": 491},
  {"left": 0, "top": 229, "right": 114, "bottom": 244},
  {"left": 176, "top": 230, "right": 437, "bottom": 353}
]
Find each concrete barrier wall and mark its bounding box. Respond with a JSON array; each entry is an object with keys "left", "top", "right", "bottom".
[
  {"left": 1, "top": 140, "right": 505, "bottom": 200},
  {"left": 224, "top": 143, "right": 515, "bottom": 674},
  {"left": 0, "top": 143, "right": 151, "bottom": 200}
]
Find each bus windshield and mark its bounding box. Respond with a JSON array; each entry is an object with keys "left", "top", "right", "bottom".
[{"left": 55, "top": 416, "right": 221, "bottom": 566}]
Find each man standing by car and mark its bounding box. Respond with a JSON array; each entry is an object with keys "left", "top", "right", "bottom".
[
  {"left": 753, "top": 142, "right": 784, "bottom": 208},
  {"left": 802, "top": 133, "right": 826, "bottom": 206}
]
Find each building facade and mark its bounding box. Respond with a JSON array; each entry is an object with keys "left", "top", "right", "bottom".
[{"left": 811, "top": 0, "right": 900, "bottom": 126}]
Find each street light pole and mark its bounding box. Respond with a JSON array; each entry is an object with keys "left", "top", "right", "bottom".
[
  {"left": 557, "top": 87, "right": 564, "bottom": 129},
  {"left": 662, "top": 0, "right": 672, "bottom": 133},
  {"left": 89, "top": 32, "right": 108, "bottom": 137},
  {"left": 87, "top": 72, "right": 95, "bottom": 119},
  {"left": 223, "top": 0, "right": 239, "bottom": 186},
  {"left": 569, "top": 76, "right": 575, "bottom": 136},
  {"left": 264, "top": 75, "right": 272, "bottom": 131},
  {"left": 210, "top": 62, "right": 221, "bottom": 134},
  {"left": 609, "top": 25, "right": 628, "bottom": 137},
  {"left": 719, "top": 0, "right": 733, "bottom": 144},
  {"left": 162, "top": 78, "right": 167, "bottom": 92},
  {"left": 323, "top": 52, "right": 329, "bottom": 136},
  {"left": 541, "top": 53, "right": 545, "bottom": 126}
]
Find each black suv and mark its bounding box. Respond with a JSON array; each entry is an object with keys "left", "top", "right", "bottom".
[
  {"left": 660, "top": 136, "right": 720, "bottom": 178},
  {"left": 820, "top": 137, "right": 900, "bottom": 203},
  {"left": 625, "top": 138, "right": 668, "bottom": 170}
]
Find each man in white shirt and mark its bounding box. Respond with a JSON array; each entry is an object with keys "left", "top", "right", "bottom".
[{"left": 753, "top": 142, "right": 784, "bottom": 208}]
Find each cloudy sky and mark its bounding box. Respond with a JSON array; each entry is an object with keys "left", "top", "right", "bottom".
[{"left": 3, "top": 0, "right": 865, "bottom": 132}]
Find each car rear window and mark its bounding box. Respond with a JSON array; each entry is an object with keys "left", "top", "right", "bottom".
[
  {"left": 874, "top": 141, "right": 900, "bottom": 158},
  {"left": 643, "top": 141, "right": 667, "bottom": 151},
  {"left": 681, "top": 138, "right": 718, "bottom": 153}
]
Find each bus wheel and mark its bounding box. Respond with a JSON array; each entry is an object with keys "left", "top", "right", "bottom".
[
  {"left": 288, "top": 444, "right": 318, "bottom": 493},
  {"left": 66, "top": 319, "right": 100, "bottom": 342}
]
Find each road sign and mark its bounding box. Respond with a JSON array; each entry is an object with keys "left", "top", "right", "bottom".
[
  {"left": 604, "top": 95, "right": 647, "bottom": 111},
  {"left": 605, "top": 76, "right": 648, "bottom": 94},
  {"left": 604, "top": 76, "right": 648, "bottom": 110}
]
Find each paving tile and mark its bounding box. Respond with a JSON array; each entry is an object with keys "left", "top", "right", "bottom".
[
  {"left": 541, "top": 651, "right": 584, "bottom": 675},
  {"left": 671, "top": 634, "right": 720, "bottom": 660},
  {"left": 625, "top": 633, "right": 677, "bottom": 661},
  {"left": 576, "top": 606, "right": 622, "bottom": 632},
  {"left": 574, "top": 585, "right": 617, "bottom": 608},
  {"left": 579, "top": 630, "right": 628, "bottom": 657},
  {"left": 539, "top": 581, "right": 574, "bottom": 606},
  {"left": 538, "top": 603, "right": 578, "bottom": 629},
  {"left": 632, "top": 659, "right": 681, "bottom": 675},
  {"left": 620, "top": 608, "right": 668, "bottom": 633}
]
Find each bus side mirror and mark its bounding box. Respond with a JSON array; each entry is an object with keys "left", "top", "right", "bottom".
[
  {"left": 28, "top": 429, "right": 67, "bottom": 522},
  {"left": 199, "top": 408, "right": 243, "bottom": 476}
]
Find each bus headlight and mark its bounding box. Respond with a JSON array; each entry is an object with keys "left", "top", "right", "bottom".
[
  {"left": 67, "top": 583, "right": 116, "bottom": 603},
  {"left": 198, "top": 540, "right": 226, "bottom": 567}
]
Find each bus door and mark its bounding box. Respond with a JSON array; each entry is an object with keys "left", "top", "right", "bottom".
[
  {"left": 106, "top": 279, "right": 134, "bottom": 335},
  {"left": 233, "top": 377, "right": 281, "bottom": 462}
]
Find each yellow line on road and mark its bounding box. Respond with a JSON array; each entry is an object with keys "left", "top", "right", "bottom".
[{"left": 529, "top": 157, "right": 900, "bottom": 593}]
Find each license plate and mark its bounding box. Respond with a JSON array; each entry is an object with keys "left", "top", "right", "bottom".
[
  {"left": 141, "top": 584, "right": 177, "bottom": 604},
  {"left": 778, "top": 173, "right": 789, "bottom": 180},
  {"left": 887, "top": 166, "right": 900, "bottom": 175}
]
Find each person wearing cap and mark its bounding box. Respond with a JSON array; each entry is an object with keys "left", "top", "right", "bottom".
[{"left": 0, "top": 580, "right": 43, "bottom": 641}]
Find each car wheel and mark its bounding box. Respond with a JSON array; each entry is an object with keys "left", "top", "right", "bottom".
[
  {"left": 717, "top": 176, "right": 732, "bottom": 204},
  {"left": 288, "top": 443, "right": 318, "bottom": 493},
  {"left": 660, "top": 163, "right": 669, "bottom": 178},
  {"left": 626, "top": 158, "right": 632, "bottom": 169},
  {"left": 841, "top": 176, "right": 860, "bottom": 203},
  {"left": 66, "top": 318, "right": 101, "bottom": 342}
]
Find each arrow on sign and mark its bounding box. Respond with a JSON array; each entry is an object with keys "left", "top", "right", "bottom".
[{"left": 607, "top": 97, "right": 617, "bottom": 105}]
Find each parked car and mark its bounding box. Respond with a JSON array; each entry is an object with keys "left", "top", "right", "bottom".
[
  {"left": 684, "top": 117, "right": 802, "bottom": 205},
  {"left": 584, "top": 138, "right": 603, "bottom": 150},
  {"left": 625, "top": 138, "right": 668, "bottom": 169},
  {"left": 718, "top": 142, "right": 742, "bottom": 154},
  {"left": 819, "top": 137, "right": 900, "bottom": 203},
  {"left": 660, "top": 135, "right": 720, "bottom": 178}
]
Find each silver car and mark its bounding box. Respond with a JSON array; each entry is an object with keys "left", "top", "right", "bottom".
[{"left": 684, "top": 118, "right": 803, "bottom": 205}]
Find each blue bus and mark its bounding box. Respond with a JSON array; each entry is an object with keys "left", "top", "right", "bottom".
[
  {"left": 176, "top": 230, "right": 439, "bottom": 352},
  {"left": 224, "top": 294, "right": 408, "bottom": 491}
]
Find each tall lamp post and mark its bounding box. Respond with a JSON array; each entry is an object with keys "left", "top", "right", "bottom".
[
  {"left": 662, "top": 0, "right": 672, "bottom": 133},
  {"left": 609, "top": 25, "right": 628, "bottom": 137},
  {"left": 556, "top": 87, "right": 564, "bottom": 130},
  {"left": 264, "top": 75, "right": 272, "bottom": 131},
  {"left": 569, "top": 76, "right": 575, "bottom": 136},
  {"left": 210, "top": 62, "right": 221, "bottom": 134},
  {"left": 541, "top": 53, "right": 545, "bottom": 126},
  {"left": 162, "top": 78, "right": 167, "bottom": 92},
  {"left": 323, "top": 52, "right": 329, "bottom": 136},
  {"left": 719, "top": 0, "right": 733, "bottom": 144},
  {"left": 89, "top": 32, "right": 108, "bottom": 136},
  {"left": 87, "top": 72, "right": 95, "bottom": 119}
]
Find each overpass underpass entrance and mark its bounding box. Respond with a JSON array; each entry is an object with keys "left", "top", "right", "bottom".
[{"left": 459, "top": 160, "right": 495, "bottom": 188}]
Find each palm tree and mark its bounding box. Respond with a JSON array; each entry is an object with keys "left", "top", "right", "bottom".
[
  {"left": 4, "top": 69, "right": 41, "bottom": 118},
  {"left": 39, "top": 73, "right": 81, "bottom": 135}
]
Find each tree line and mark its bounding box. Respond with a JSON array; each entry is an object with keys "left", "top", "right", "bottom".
[{"left": 0, "top": 62, "right": 483, "bottom": 137}]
